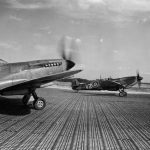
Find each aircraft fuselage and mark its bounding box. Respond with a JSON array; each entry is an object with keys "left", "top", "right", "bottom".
[
  {"left": 72, "top": 75, "right": 142, "bottom": 92},
  {"left": 0, "top": 59, "right": 74, "bottom": 94}
]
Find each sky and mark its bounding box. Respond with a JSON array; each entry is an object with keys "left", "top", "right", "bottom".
[{"left": 0, "top": 0, "right": 150, "bottom": 81}]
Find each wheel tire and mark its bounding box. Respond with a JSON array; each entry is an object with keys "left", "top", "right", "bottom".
[
  {"left": 119, "top": 92, "right": 127, "bottom": 97},
  {"left": 34, "top": 97, "right": 46, "bottom": 110},
  {"left": 22, "top": 94, "right": 31, "bottom": 105},
  {"left": 119, "top": 92, "right": 124, "bottom": 97}
]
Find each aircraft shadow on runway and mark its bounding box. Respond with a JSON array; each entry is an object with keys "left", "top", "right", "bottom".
[
  {"left": 0, "top": 96, "right": 31, "bottom": 116},
  {"left": 82, "top": 93, "right": 117, "bottom": 97},
  {"left": 62, "top": 90, "right": 118, "bottom": 97}
]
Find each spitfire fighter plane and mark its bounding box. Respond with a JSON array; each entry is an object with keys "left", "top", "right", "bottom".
[
  {"left": 71, "top": 72, "right": 143, "bottom": 97},
  {"left": 0, "top": 38, "right": 82, "bottom": 110}
]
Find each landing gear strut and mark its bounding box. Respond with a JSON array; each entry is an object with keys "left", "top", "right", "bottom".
[
  {"left": 22, "top": 94, "right": 31, "bottom": 105},
  {"left": 119, "top": 88, "right": 127, "bottom": 97},
  {"left": 22, "top": 90, "right": 46, "bottom": 110}
]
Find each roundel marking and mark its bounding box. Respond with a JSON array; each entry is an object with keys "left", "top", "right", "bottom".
[{"left": 91, "top": 81, "right": 99, "bottom": 88}]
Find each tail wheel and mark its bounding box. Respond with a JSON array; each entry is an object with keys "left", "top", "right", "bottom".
[{"left": 34, "top": 97, "right": 46, "bottom": 110}]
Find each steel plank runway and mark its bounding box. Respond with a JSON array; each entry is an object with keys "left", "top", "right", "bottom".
[{"left": 0, "top": 89, "right": 150, "bottom": 150}]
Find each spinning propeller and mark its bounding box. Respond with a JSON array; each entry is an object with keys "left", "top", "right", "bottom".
[
  {"left": 58, "top": 36, "right": 80, "bottom": 70},
  {"left": 136, "top": 70, "right": 143, "bottom": 88}
]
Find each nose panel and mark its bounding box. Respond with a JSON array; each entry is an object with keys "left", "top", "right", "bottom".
[
  {"left": 137, "top": 76, "right": 143, "bottom": 81},
  {"left": 66, "top": 60, "right": 75, "bottom": 70},
  {"left": 139, "top": 76, "right": 143, "bottom": 81}
]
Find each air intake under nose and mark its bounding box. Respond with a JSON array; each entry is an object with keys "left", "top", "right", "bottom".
[
  {"left": 139, "top": 76, "right": 143, "bottom": 81},
  {"left": 137, "top": 75, "right": 143, "bottom": 81},
  {"left": 66, "top": 60, "right": 75, "bottom": 70}
]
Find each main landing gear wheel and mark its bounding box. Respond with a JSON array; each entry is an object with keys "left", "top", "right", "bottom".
[
  {"left": 119, "top": 91, "right": 127, "bottom": 97},
  {"left": 33, "top": 97, "right": 46, "bottom": 110},
  {"left": 119, "top": 87, "right": 127, "bottom": 97},
  {"left": 31, "top": 90, "right": 46, "bottom": 110},
  {"left": 22, "top": 90, "right": 46, "bottom": 110}
]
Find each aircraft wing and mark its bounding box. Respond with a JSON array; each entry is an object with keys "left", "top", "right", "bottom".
[
  {"left": 0, "top": 69, "right": 82, "bottom": 92},
  {"left": 101, "top": 80, "right": 120, "bottom": 85},
  {"left": 102, "top": 80, "right": 125, "bottom": 88}
]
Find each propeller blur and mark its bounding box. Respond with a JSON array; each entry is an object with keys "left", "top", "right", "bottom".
[{"left": 0, "top": 37, "right": 82, "bottom": 110}]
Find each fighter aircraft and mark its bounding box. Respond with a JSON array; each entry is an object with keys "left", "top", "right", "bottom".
[
  {"left": 0, "top": 37, "right": 82, "bottom": 110},
  {"left": 71, "top": 72, "right": 143, "bottom": 97}
]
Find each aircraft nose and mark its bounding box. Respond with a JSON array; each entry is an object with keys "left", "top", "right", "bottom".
[
  {"left": 139, "top": 76, "right": 143, "bottom": 80},
  {"left": 66, "top": 60, "right": 75, "bottom": 70},
  {"left": 137, "top": 76, "right": 143, "bottom": 81}
]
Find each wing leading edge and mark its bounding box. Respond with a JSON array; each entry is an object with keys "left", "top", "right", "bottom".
[{"left": 0, "top": 69, "right": 82, "bottom": 92}]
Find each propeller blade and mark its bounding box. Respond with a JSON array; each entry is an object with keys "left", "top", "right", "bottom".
[
  {"left": 136, "top": 70, "right": 140, "bottom": 78},
  {"left": 136, "top": 70, "right": 143, "bottom": 88},
  {"left": 58, "top": 36, "right": 67, "bottom": 60},
  {"left": 138, "top": 81, "right": 141, "bottom": 88},
  {"left": 57, "top": 36, "right": 81, "bottom": 70},
  {"left": 69, "top": 38, "right": 80, "bottom": 62},
  {"left": 58, "top": 36, "right": 81, "bottom": 61}
]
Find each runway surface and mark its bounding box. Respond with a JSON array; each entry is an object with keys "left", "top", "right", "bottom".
[{"left": 0, "top": 89, "right": 150, "bottom": 149}]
